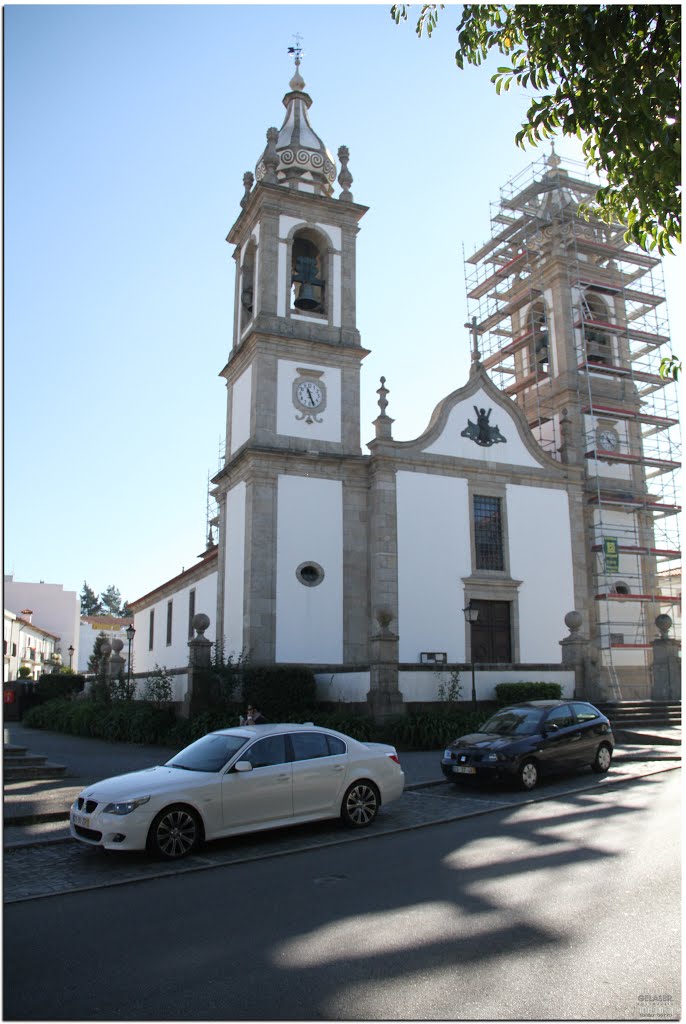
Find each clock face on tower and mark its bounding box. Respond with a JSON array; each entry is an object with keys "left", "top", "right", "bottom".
[
  {"left": 597, "top": 427, "right": 619, "bottom": 452},
  {"left": 293, "top": 371, "right": 327, "bottom": 424}
]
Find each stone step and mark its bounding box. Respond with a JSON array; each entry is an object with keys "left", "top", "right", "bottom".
[
  {"left": 3, "top": 754, "right": 50, "bottom": 768},
  {"left": 3, "top": 763, "right": 68, "bottom": 783},
  {"left": 3, "top": 744, "right": 28, "bottom": 757}
]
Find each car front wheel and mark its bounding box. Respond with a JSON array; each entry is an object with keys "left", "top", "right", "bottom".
[
  {"left": 146, "top": 805, "right": 201, "bottom": 860},
  {"left": 592, "top": 743, "right": 613, "bottom": 774},
  {"left": 341, "top": 781, "right": 379, "bottom": 828},
  {"left": 517, "top": 759, "right": 539, "bottom": 791}
]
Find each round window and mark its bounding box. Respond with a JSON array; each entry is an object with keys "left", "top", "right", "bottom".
[{"left": 296, "top": 562, "right": 325, "bottom": 588}]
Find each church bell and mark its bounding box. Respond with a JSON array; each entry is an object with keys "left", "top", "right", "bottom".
[{"left": 294, "top": 282, "right": 319, "bottom": 311}]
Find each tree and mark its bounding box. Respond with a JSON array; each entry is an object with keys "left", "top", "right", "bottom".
[
  {"left": 100, "top": 585, "right": 123, "bottom": 617},
  {"left": 391, "top": 4, "right": 681, "bottom": 253},
  {"left": 88, "top": 632, "right": 110, "bottom": 674},
  {"left": 80, "top": 581, "right": 102, "bottom": 616}
]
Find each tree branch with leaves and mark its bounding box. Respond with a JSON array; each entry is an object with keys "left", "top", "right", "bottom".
[{"left": 391, "top": 4, "right": 681, "bottom": 254}]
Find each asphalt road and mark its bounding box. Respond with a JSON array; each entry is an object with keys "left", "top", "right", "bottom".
[{"left": 4, "top": 769, "right": 680, "bottom": 1021}]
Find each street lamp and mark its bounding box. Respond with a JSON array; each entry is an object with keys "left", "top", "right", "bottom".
[
  {"left": 67, "top": 645, "right": 75, "bottom": 670},
  {"left": 463, "top": 600, "right": 479, "bottom": 704},
  {"left": 125, "top": 624, "right": 136, "bottom": 698}
]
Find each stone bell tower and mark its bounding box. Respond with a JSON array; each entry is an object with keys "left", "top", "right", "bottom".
[{"left": 213, "top": 50, "right": 370, "bottom": 664}]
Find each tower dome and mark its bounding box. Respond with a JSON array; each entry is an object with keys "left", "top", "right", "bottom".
[{"left": 255, "top": 60, "right": 337, "bottom": 197}]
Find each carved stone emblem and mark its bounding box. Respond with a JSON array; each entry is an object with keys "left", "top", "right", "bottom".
[{"left": 461, "top": 406, "right": 507, "bottom": 447}]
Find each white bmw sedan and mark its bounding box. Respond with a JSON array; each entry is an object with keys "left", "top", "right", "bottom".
[{"left": 69, "top": 723, "right": 405, "bottom": 859}]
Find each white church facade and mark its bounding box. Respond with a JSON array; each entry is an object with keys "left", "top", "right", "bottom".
[{"left": 130, "top": 57, "right": 679, "bottom": 709}]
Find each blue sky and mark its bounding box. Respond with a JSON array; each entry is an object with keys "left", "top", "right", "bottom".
[{"left": 5, "top": 4, "right": 682, "bottom": 608}]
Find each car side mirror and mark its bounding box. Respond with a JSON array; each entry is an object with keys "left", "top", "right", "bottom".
[
  {"left": 545, "top": 723, "right": 559, "bottom": 734},
  {"left": 234, "top": 761, "right": 253, "bottom": 772}
]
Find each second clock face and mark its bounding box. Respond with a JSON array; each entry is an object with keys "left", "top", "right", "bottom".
[
  {"left": 297, "top": 381, "right": 323, "bottom": 409},
  {"left": 598, "top": 428, "right": 619, "bottom": 451}
]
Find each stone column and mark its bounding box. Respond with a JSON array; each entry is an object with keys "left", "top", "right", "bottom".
[
  {"left": 183, "top": 613, "right": 219, "bottom": 719},
  {"left": 109, "top": 639, "right": 128, "bottom": 697},
  {"left": 559, "top": 610, "right": 598, "bottom": 699},
  {"left": 367, "top": 610, "right": 403, "bottom": 721},
  {"left": 651, "top": 615, "right": 681, "bottom": 700}
]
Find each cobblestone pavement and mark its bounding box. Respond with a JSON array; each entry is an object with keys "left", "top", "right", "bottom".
[{"left": 4, "top": 761, "right": 677, "bottom": 904}]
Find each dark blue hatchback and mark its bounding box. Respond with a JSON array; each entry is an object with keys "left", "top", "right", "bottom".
[{"left": 441, "top": 700, "right": 614, "bottom": 791}]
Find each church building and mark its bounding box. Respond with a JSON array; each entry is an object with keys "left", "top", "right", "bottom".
[{"left": 129, "top": 56, "right": 680, "bottom": 710}]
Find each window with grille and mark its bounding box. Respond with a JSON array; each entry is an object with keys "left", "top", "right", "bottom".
[
  {"left": 166, "top": 601, "right": 173, "bottom": 646},
  {"left": 148, "top": 609, "right": 155, "bottom": 651},
  {"left": 188, "top": 589, "right": 196, "bottom": 639},
  {"left": 474, "top": 495, "right": 505, "bottom": 571}
]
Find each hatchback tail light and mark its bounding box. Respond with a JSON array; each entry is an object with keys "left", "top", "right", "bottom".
[{"left": 387, "top": 751, "right": 401, "bottom": 765}]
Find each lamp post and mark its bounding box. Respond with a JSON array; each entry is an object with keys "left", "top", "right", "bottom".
[
  {"left": 463, "top": 601, "right": 479, "bottom": 704},
  {"left": 125, "top": 624, "right": 136, "bottom": 698},
  {"left": 67, "top": 645, "right": 74, "bottom": 670}
]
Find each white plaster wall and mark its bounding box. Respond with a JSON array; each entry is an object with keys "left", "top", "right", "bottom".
[
  {"left": 276, "top": 476, "right": 343, "bottom": 662},
  {"left": 4, "top": 579, "right": 80, "bottom": 669},
  {"left": 399, "top": 668, "right": 575, "bottom": 702},
  {"left": 230, "top": 365, "right": 252, "bottom": 455},
  {"left": 276, "top": 359, "right": 341, "bottom": 442},
  {"left": 396, "top": 473, "right": 471, "bottom": 662},
  {"left": 225, "top": 483, "right": 246, "bottom": 656},
  {"left": 424, "top": 387, "right": 542, "bottom": 468},
  {"left": 78, "top": 620, "right": 130, "bottom": 673},
  {"left": 132, "top": 572, "right": 217, "bottom": 676},
  {"left": 507, "top": 484, "right": 575, "bottom": 660},
  {"left": 315, "top": 671, "right": 370, "bottom": 703}
]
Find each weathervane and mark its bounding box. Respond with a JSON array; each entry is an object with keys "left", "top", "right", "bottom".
[{"left": 288, "top": 33, "right": 304, "bottom": 66}]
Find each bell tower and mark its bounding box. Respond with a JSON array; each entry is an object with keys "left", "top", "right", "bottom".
[{"left": 213, "top": 50, "right": 370, "bottom": 664}]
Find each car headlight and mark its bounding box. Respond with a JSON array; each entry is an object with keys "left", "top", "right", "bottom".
[
  {"left": 103, "top": 796, "right": 151, "bottom": 815},
  {"left": 443, "top": 749, "right": 454, "bottom": 760}
]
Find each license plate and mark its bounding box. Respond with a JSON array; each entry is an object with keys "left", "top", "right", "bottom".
[
  {"left": 73, "top": 812, "right": 90, "bottom": 828},
  {"left": 452, "top": 765, "right": 476, "bottom": 775}
]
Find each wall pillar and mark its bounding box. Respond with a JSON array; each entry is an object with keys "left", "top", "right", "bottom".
[
  {"left": 367, "top": 611, "right": 403, "bottom": 721},
  {"left": 651, "top": 615, "right": 681, "bottom": 700},
  {"left": 182, "top": 613, "right": 219, "bottom": 718},
  {"left": 559, "top": 610, "right": 599, "bottom": 699}
]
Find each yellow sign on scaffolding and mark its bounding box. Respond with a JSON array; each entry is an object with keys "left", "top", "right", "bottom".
[{"left": 603, "top": 538, "right": 620, "bottom": 573}]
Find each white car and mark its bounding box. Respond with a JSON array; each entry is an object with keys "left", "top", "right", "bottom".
[{"left": 69, "top": 723, "right": 405, "bottom": 859}]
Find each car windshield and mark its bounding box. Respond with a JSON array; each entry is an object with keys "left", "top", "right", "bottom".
[
  {"left": 165, "top": 733, "right": 249, "bottom": 773},
  {"left": 478, "top": 708, "right": 542, "bottom": 736}
]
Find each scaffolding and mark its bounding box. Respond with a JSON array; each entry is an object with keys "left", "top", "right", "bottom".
[{"left": 465, "top": 153, "right": 681, "bottom": 689}]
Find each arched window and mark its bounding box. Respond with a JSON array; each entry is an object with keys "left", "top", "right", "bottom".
[
  {"left": 240, "top": 240, "right": 256, "bottom": 331},
  {"left": 291, "top": 230, "right": 326, "bottom": 315},
  {"left": 582, "top": 290, "right": 611, "bottom": 364},
  {"left": 526, "top": 299, "right": 550, "bottom": 372}
]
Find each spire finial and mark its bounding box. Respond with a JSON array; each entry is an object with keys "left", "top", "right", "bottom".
[
  {"left": 287, "top": 34, "right": 306, "bottom": 90},
  {"left": 467, "top": 317, "right": 482, "bottom": 376},
  {"left": 373, "top": 376, "right": 394, "bottom": 440},
  {"left": 337, "top": 145, "right": 353, "bottom": 202},
  {"left": 547, "top": 141, "right": 561, "bottom": 169}
]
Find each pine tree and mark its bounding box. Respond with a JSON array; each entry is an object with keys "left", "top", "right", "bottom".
[
  {"left": 80, "top": 581, "right": 102, "bottom": 616},
  {"left": 88, "top": 632, "right": 110, "bottom": 673},
  {"left": 100, "top": 585, "right": 122, "bottom": 617}
]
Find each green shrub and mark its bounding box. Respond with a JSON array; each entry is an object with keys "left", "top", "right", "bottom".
[
  {"left": 495, "top": 682, "right": 563, "bottom": 704},
  {"left": 241, "top": 665, "right": 316, "bottom": 720},
  {"left": 309, "top": 713, "right": 379, "bottom": 742},
  {"left": 18, "top": 667, "right": 32, "bottom": 679},
  {"left": 380, "top": 711, "right": 486, "bottom": 750},
  {"left": 143, "top": 665, "right": 174, "bottom": 706},
  {"left": 36, "top": 673, "right": 85, "bottom": 702}
]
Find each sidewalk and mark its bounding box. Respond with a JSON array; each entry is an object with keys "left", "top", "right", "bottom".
[{"left": 3, "top": 720, "right": 680, "bottom": 849}]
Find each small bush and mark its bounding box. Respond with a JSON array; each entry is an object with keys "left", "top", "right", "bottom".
[
  {"left": 495, "top": 682, "right": 563, "bottom": 704},
  {"left": 18, "top": 667, "right": 32, "bottom": 679},
  {"left": 36, "top": 673, "right": 85, "bottom": 702},
  {"left": 143, "top": 665, "right": 174, "bottom": 706}
]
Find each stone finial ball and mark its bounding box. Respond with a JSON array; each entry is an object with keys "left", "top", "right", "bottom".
[
  {"left": 564, "top": 611, "right": 583, "bottom": 632},
  {"left": 111, "top": 639, "right": 124, "bottom": 653},
  {"left": 655, "top": 613, "right": 672, "bottom": 635},
  {"left": 100, "top": 642, "right": 112, "bottom": 656},
  {"left": 192, "top": 613, "right": 211, "bottom": 636}
]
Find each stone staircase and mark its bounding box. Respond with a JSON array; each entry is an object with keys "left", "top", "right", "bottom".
[
  {"left": 3, "top": 744, "right": 68, "bottom": 783},
  {"left": 594, "top": 701, "right": 681, "bottom": 729}
]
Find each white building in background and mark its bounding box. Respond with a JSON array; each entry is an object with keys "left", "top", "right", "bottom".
[
  {"left": 4, "top": 609, "right": 60, "bottom": 682},
  {"left": 78, "top": 615, "right": 134, "bottom": 673},
  {"left": 129, "top": 548, "right": 218, "bottom": 700},
  {"left": 4, "top": 576, "right": 80, "bottom": 669}
]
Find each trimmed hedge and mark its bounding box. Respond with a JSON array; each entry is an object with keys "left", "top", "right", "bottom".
[
  {"left": 495, "top": 682, "right": 563, "bottom": 704},
  {"left": 22, "top": 698, "right": 493, "bottom": 751},
  {"left": 241, "top": 665, "right": 317, "bottom": 721},
  {"left": 36, "top": 673, "right": 86, "bottom": 702}
]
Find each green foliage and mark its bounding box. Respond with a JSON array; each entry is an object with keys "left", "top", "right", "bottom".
[
  {"left": 436, "top": 669, "right": 462, "bottom": 706},
  {"left": 494, "top": 681, "right": 563, "bottom": 704},
  {"left": 308, "top": 713, "right": 379, "bottom": 743},
  {"left": 101, "top": 584, "right": 123, "bottom": 617},
  {"left": 88, "top": 633, "right": 111, "bottom": 674},
  {"left": 241, "top": 665, "right": 317, "bottom": 721},
  {"left": 382, "top": 710, "right": 486, "bottom": 750},
  {"left": 659, "top": 354, "right": 681, "bottom": 382},
  {"left": 80, "top": 581, "right": 102, "bottom": 616},
  {"left": 143, "top": 665, "right": 174, "bottom": 706},
  {"left": 391, "top": 4, "right": 681, "bottom": 253},
  {"left": 23, "top": 698, "right": 176, "bottom": 744},
  {"left": 36, "top": 673, "right": 85, "bottom": 702},
  {"left": 17, "top": 667, "right": 33, "bottom": 679}
]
